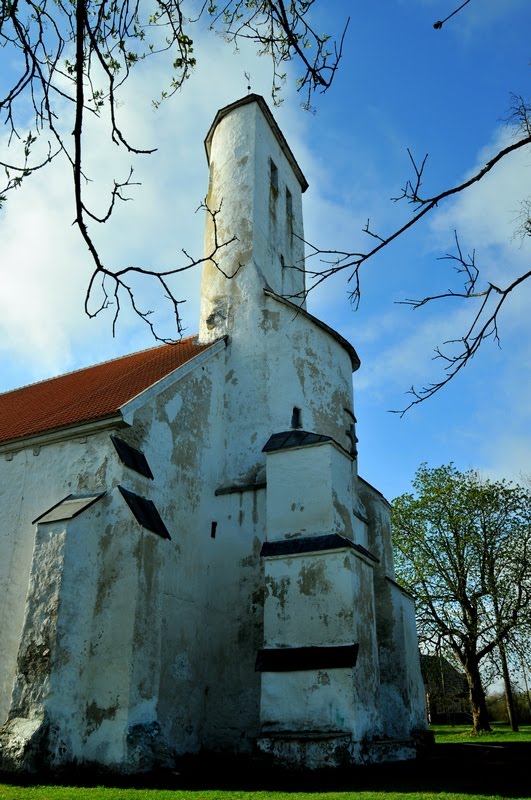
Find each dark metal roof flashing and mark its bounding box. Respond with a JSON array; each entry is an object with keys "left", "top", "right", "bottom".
[
  {"left": 256, "top": 643, "right": 359, "bottom": 672},
  {"left": 262, "top": 430, "right": 354, "bottom": 462},
  {"left": 260, "top": 533, "right": 379, "bottom": 562},
  {"left": 262, "top": 429, "right": 333, "bottom": 453}
]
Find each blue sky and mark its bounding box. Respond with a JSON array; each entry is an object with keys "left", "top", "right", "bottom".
[{"left": 1, "top": 0, "right": 530, "bottom": 501}]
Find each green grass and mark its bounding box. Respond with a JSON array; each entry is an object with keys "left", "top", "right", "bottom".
[
  {"left": 431, "top": 721, "right": 531, "bottom": 743},
  {"left": 0, "top": 790, "right": 516, "bottom": 800}
]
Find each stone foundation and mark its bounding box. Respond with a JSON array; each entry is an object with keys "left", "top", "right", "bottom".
[{"left": 256, "top": 731, "right": 418, "bottom": 769}]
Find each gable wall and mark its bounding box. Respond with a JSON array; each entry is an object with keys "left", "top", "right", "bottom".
[{"left": 1, "top": 346, "right": 249, "bottom": 766}]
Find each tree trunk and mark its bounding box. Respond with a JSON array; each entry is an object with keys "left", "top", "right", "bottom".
[
  {"left": 499, "top": 641, "right": 519, "bottom": 731},
  {"left": 522, "top": 661, "right": 531, "bottom": 719},
  {"left": 464, "top": 660, "right": 491, "bottom": 733}
]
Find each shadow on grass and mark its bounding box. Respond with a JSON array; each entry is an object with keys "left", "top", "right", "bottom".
[{"left": 2, "top": 742, "right": 530, "bottom": 796}]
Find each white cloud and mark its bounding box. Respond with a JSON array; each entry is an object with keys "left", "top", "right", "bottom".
[
  {"left": 430, "top": 126, "right": 531, "bottom": 277},
  {"left": 0, "top": 29, "right": 305, "bottom": 389},
  {"left": 354, "top": 304, "right": 475, "bottom": 398}
]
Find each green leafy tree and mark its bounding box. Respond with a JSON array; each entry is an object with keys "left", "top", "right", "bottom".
[{"left": 392, "top": 464, "right": 531, "bottom": 733}]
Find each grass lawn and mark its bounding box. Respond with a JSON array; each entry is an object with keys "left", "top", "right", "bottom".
[
  {"left": 1, "top": 725, "right": 530, "bottom": 800},
  {"left": 431, "top": 721, "right": 531, "bottom": 743},
  {"left": 0, "top": 789, "right": 519, "bottom": 800}
]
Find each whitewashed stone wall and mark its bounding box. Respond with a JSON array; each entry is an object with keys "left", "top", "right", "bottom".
[
  {"left": 0, "top": 428, "right": 124, "bottom": 732},
  {"left": 0, "top": 94, "right": 427, "bottom": 773}
]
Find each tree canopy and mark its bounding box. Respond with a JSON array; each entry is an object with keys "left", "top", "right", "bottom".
[{"left": 392, "top": 464, "right": 531, "bottom": 732}]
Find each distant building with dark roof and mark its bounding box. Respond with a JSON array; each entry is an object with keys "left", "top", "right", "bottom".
[
  {"left": 421, "top": 654, "right": 470, "bottom": 724},
  {"left": 0, "top": 94, "right": 427, "bottom": 773}
]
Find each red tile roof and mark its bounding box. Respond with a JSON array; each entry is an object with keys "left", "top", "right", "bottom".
[{"left": 0, "top": 337, "right": 213, "bottom": 445}]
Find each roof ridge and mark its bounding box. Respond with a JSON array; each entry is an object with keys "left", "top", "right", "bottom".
[
  {"left": 0, "top": 335, "right": 198, "bottom": 398},
  {"left": 0, "top": 334, "right": 214, "bottom": 446}
]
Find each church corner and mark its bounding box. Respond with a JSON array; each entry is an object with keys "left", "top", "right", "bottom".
[{"left": 0, "top": 94, "right": 428, "bottom": 775}]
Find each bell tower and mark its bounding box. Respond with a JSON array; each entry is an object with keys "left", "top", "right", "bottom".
[{"left": 198, "top": 95, "right": 308, "bottom": 344}]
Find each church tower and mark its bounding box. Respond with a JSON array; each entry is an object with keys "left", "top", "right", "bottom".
[
  {"left": 195, "top": 95, "right": 427, "bottom": 768},
  {"left": 198, "top": 94, "right": 308, "bottom": 344}
]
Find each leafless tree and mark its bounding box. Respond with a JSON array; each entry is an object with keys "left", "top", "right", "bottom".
[
  {"left": 300, "top": 1, "right": 531, "bottom": 411},
  {"left": 2, "top": 0, "right": 529, "bottom": 396},
  {"left": 0, "top": 0, "right": 347, "bottom": 337}
]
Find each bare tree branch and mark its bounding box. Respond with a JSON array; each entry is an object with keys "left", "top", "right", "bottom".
[
  {"left": 207, "top": 1, "right": 349, "bottom": 109},
  {"left": 0, "top": 0, "right": 345, "bottom": 336},
  {"left": 300, "top": 95, "right": 531, "bottom": 411},
  {"left": 433, "top": 0, "right": 472, "bottom": 30},
  {"left": 84, "top": 202, "right": 239, "bottom": 338}
]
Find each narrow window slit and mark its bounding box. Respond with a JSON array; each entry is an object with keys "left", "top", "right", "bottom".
[
  {"left": 270, "top": 159, "right": 278, "bottom": 192},
  {"left": 291, "top": 407, "right": 302, "bottom": 429},
  {"left": 286, "top": 188, "right": 293, "bottom": 238},
  {"left": 211, "top": 521, "right": 218, "bottom": 539}
]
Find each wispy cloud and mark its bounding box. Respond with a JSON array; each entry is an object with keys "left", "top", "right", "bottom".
[
  {"left": 0, "top": 31, "right": 304, "bottom": 388},
  {"left": 431, "top": 126, "right": 531, "bottom": 264}
]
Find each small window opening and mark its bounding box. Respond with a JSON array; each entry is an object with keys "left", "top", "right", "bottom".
[
  {"left": 286, "top": 188, "right": 293, "bottom": 216},
  {"left": 270, "top": 158, "right": 278, "bottom": 192},
  {"left": 286, "top": 188, "right": 293, "bottom": 238},
  {"left": 346, "top": 423, "right": 358, "bottom": 458},
  {"left": 291, "top": 406, "right": 302, "bottom": 429},
  {"left": 118, "top": 485, "right": 171, "bottom": 540},
  {"left": 211, "top": 521, "right": 218, "bottom": 539},
  {"left": 111, "top": 435, "right": 153, "bottom": 479}
]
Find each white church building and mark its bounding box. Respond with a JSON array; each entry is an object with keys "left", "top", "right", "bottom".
[{"left": 0, "top": 95, "right": 427, "bottom": 773}]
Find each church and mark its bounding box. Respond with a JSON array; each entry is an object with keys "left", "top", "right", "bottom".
[{"left": 0, "top": 94, "right": 427, "bottom": 773}]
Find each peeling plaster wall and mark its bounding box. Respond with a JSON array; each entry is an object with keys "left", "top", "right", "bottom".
[
  {"left": 260, "top": 438, "right": 383, "bottom": 751},
  {"left": 261, "top": 549, "right": 382, "bottom": 743},
  {"left": 198, "top": 96, "right": 357, "bottom": 488},
  {"left": 401, "top": 592, "right": 428, "bottom": 731},
  {"left": 0, "top": 346, "right": 268, "bottom": 768},
  {"left": 0, "top": 430, "right": 122, "bottom": 729},
  {"left": 124, "top": 352, "right": 266, "bottom": 756},
  {"left": 200, "top": 99, "right": 306, "bottom": 345},
  {"left": 264, "top": 301, "right": 355, "bottom": 460},
  {"left": 358, "top": 479, "right": 427, "bottom": 738},
  {"left": 0, "top": 423, "right": 174, "bottom": 770},
  {"left": 266, "top": 443, "right": 354, "bottom": 541},
  {"left": 200, "top": 294, "right": 357, "bottom": 491},
  {"left": 1, "top": 95, "right": 427, "bottom": 773},
  {"left": 6, "top": 494, "right": 165, "bottom": 769}
]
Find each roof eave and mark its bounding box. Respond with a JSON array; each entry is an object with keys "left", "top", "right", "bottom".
[
  {"left": 0, "top": 413, "right": 126, "bottom": 455},
  {"left": 264, "top": 290, "right": 361, "bottom": 372},
  {"left": 0, "top": 337, "right": 228, "bottom": 452}
]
